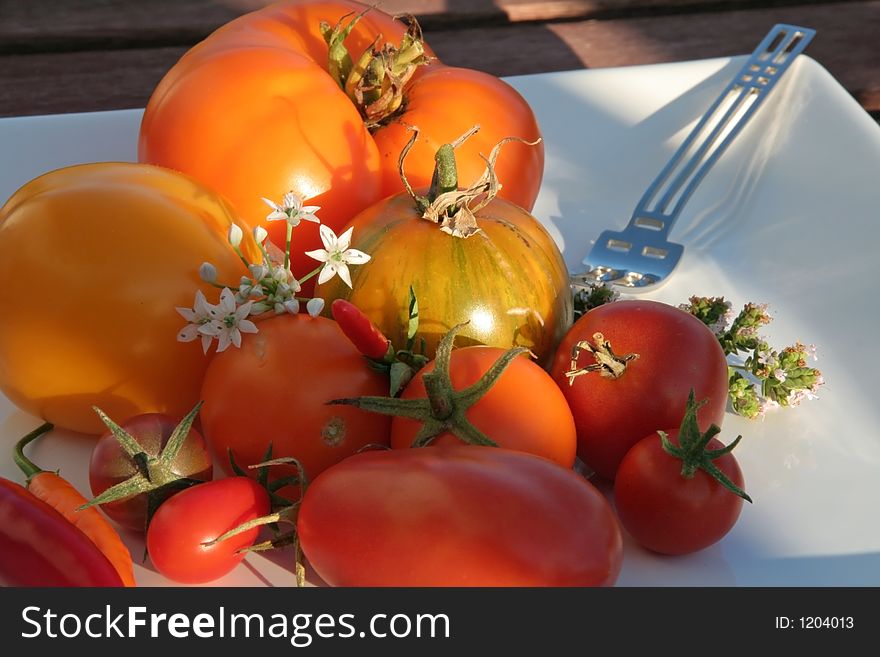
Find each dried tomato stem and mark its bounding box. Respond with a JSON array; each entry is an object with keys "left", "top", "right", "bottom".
[
  {"left": 565, "top": 332, "right": 639, "bottom": 385},
  {"left": 322, "top": 11, "right": 430, "bottom": 128}
]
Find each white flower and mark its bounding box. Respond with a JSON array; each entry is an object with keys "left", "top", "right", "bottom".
[
  {"left": 202, "top": 288, "right": 258, "bottom": 352},
  {"left": 304, "top": 225, "right": 371, "bottom": 288},
  {"left": 773, "top": 368, "right": 787, "bottom": 383},
  {"left": 262, "top": 192, "right": 321, "bottom": 227},
  {"left": 283, "top": 299, "right": 300, "bottom": 315},
  {"left": 307, "top": 297, "right": 325, "bottom": 317},
  {"left": 228, "top": 223, "right": 243, "bottom": 248},
  {"left": 176, "top": 289, "right": 217, "bottom": 354}
]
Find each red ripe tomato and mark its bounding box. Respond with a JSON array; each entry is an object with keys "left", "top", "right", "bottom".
[
  {"left": 550, "top": 300, "right": 729, "bottom": 480},
  {"left": 139, "top": 0, "right": 542, "bottom": 283},
  {"left": 146, "top": 477, "right": 270, "bottom": 584},
  {"left": 89, "top": 413, "right": 213, "bottom": 532},
  {"left": 199, "top": 314, "right": 392, "bottom": 485},
  {"left": 614, "top": 430, "right": 747, "bottom": 555},
  {"left": 391, "top": 346, "right": 577, "bottom": 468},
  {"left": 298, "top": 446, "right": 623, "bottom": 586}
]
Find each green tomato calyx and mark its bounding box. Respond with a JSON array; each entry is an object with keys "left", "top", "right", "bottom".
[
  {"left": 77, "top": 402, "right": 207, "bottom": 525},
  {"left": 330, "top": 322, "right": 529, "bottom": 448},
  {"left": 659, "top": 390, "right": 752, "bottom": 503}
]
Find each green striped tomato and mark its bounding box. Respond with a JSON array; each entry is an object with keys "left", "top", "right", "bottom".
[{"left": 314, "top": 193, "right": 573, "bottom": 366}]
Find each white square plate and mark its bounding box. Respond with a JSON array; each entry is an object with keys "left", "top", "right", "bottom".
[{"left": 2, "top": 54, "right": 879, "bottom": 586}]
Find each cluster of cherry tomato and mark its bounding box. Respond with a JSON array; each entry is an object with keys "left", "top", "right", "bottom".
[{"left": 0, "top": 0, "right": 753, "bottom": 587}]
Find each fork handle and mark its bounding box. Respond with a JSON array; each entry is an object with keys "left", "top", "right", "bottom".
[{"left": 628, "top": 24, "right": 816, "bottom": 238}]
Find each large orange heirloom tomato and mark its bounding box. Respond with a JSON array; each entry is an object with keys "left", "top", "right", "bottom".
[
  {"left": 0, "top": 163, "right": 258, "bottom": 435},
  {"left": 138, "top": 0, "right": 544, "bottom": 283}
]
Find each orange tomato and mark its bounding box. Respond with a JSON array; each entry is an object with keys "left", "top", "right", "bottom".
[
  {"left": 139, "top": 0, "right": 543, "bottom": 283},
  {"left": 391, "top": 346, "right": 577, "bottom": 468},
  {"left": 0, "top": 163, "right": 258, "bottom": 435},
  {"left": 199, "top": 313, "right": 392, "bottom": 484}
]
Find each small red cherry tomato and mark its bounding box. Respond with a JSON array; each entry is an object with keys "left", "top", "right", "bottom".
[
  {"left": 614, "top": 394, "right": 751, "bottom": 556},
  {"left": 146, "top": 477, "right": 270, "bottom": 584}
]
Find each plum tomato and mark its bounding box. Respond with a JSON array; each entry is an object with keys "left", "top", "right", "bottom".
[
  {"left": 550, "top": 300, "right": 730, "bottom": 480},
  {"left": 146, "top": 477, "right": 270, "bottom": 584},
  {"left": 298, "top": 445, "right": 623, "bottom": 586}
]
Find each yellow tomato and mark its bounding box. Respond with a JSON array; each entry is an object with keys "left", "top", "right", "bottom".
[
  {"left": 0, "top": 163, "right": 259, "bottom": 434},
  {"left": 315, "top": 193, "right": 573, "bottom": 367}
]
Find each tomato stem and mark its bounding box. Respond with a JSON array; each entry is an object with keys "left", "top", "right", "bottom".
[
  {"left": 398, "top": 126, "right": 541, "bottom": 238},
  {"left": 322, "top": 11, "right": 429, "bottom": 129},
  {"left": 658, "top": 390, "right": 752, "bottom": 502},
  {"left": 564, "top": 332, "right": 639, "bottom": 385}
]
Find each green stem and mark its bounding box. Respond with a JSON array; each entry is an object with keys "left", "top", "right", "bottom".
[
  {"left": 428, "top": 144, "right": 459, "bottom": 202},
  {"left": 13, "top": 422, "right": 53, "bottom": 481},
  {"left": 232, "top": 245, "right": 251, "bottom": 271},
  {"left": 297, "top": 264, "right": 325, "bottom": 287},
  {"left": 284, "top": 222, "right": 293, "bottom": 271}
]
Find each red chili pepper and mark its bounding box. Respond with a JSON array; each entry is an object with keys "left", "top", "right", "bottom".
[
  {"left": 331, "top": 298, "right": 392, "bottom": 360},
  {"left": 0, "top": 477, "right": 125, "bottom": 587},
  {"left": 14, "top": 423, "right": 136, "bottom": 586}
]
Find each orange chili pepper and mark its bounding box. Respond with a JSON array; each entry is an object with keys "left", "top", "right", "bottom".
[{"left": 14, "top": 423, "right": 136, "bottom": 587}]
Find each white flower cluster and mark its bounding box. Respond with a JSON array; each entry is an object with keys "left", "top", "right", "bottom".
[{"left": 176, "top": 191, "right": 370, "bottom": 354}]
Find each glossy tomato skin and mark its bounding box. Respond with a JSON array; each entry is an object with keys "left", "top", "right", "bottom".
[
  {"left": 139, "top": 0, "right": 543, "bottom": 282},
  {"left": 146, "top": 477, "right": 270, "bottom": 584},
  {"left": 138, "top": 0, "right": 415, "bottom": 284},
  {"left": 315, "top": 193, "right": 572, "bottom": 366},
  {"left": 298, "top": 446, "right": 623, "bottom": 586},
  {"left": 550, "top": 300, "right": 729, "bottom": 480},
  {"left": 200, "top": 314, "right": 392, "bottom": 485},
  {"left": 391, "top": 346, "right": 576, "bottom": 467},
  {"left": 372, "top": 65, "right": 544, "bottom": 211},
  {"left": 614, "top": 432, "right": 746, "bottom": 555},
  {"left": 0, "top": 163, "right": 258, "bottom": 435},
  {"left": 89, "top": 413, "right": 213, "bottom": 531}
]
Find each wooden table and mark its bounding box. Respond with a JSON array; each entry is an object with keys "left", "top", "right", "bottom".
[{"left": 1, "top": 0, "right": 878, "bottom": 118}]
